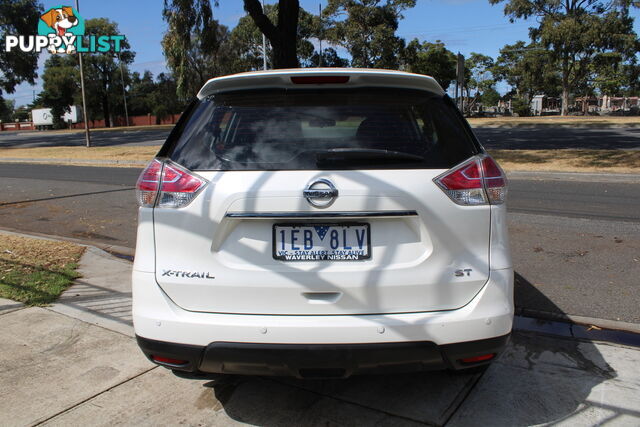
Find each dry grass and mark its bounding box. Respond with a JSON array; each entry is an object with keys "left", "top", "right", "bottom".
[
  {"left": 42, "top": 124, "right": 175, "bottom": 134},
  {"left": 0, "top": 234, "right": 85, "bottom": 305},
  {"left": 469, "top": 116, "right": 640, "bottom": 128},
  {"left": 0, "top": 145, "right": 638, "bottom": 173},
  {"left": 490, "top": 149, "right": 640, "bottom": 174},
  {"left": 0, "top": 146, "right": 159, "bottom": 162}
]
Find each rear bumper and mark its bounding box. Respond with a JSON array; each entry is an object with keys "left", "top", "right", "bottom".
[
  {"left": 137, "top": 333, "right": 510, "bottom": 378},
  {"left": 133, "top": 267, "right": 514, "bottom": 376}
]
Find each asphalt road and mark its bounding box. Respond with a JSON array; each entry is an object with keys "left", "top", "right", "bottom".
[
  {"left": 1, "top": 125, "right": 640, "bottom": 149},
  {"left": 0, "top": 129, "right": 169, "bottom": 148},
  {"left": 0, "top": 163, "right": 638, "bottom": 323},
  {"left": 474, "top": 126, "right": 640, "bottom": 150}
]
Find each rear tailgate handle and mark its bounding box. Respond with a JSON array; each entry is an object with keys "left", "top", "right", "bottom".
[{"left": 302, "top": 292, "right": 342, "bottom": 304}]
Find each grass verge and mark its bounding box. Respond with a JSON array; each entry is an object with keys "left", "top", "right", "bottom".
[
  {"left": 0, "top": 234, "right": 85, "bottom": 305},
  {"left": 489, "top": 149, "right": 640, "bottom": 174},
  {"left": 0, "top": 145, "right": 639, "bottom": 174},
  {"left": 0, "top": 145, "right": 159, "bottom": 163},
  {"left": 469, "top": 116, "right": 640, "bottom": 128}
]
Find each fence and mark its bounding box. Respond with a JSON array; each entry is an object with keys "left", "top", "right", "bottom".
[
  {"left": 0, "top": 122, "right": 35, "bottom": 131},
  {"left": 0, "top": 113, "right": 182, "bottom": 132}
]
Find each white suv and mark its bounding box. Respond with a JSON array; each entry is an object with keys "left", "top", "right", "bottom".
[{"left": 133, "top": 69, "right": 513, "bottom": 379}]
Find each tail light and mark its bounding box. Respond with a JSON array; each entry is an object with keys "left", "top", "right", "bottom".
[
  {"left": 434, "top": 155, "right": 507, "bottom": 206},
  {"left": 136, "top": 159, "right": 207, "bottom": 208}
]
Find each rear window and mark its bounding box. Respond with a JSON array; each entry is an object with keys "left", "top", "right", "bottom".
[{"left": 167, "top": 88, "right": 479, "bottom": 171}]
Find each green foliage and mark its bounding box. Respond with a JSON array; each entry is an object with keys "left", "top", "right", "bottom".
[
  {"left": 228, "top": 4, "right": 325, "bottom": 70},
  {"left": 0, "top": 0, "right": 43, "bottom": 96},
  {"left": 489, "top": 0, "right": 640, "bottom": 114},
  {"left": 128, "top": 71, "right": 187, "bottom": 117},
  {"left": 0, "top": 98, "right": 15, "bottom": 122},
  {"left": 465, "top": 53, "right": 495, "bottom": 94},
  {"left": 40, "top": 55, "right": 79, "bottom": 128},
  {"left": 511, "top": 97, "right": 531, "bottom": 117},
  {"left": 242, "top": 0, "right": 301, "bottom": 68},
  {"left": 481, "top": 87, "right": 501, "bottom": 106},
  {"left": 309, "top": 48, "right": 350, "bottom": 67},
  {"left": 403, "top": 39, "right": 456, "bottom": 90},
  {"left": 163, "top": 0, "right": 302, "bottom": 73},
  {"left": 493, "top": 41, "right": 561, "bottom": 100},
  {"left": 162, "top": 0, "right": 235, "bottom": 97},
  {"left": 324, "top": 0, "right": 415, "bottom": 69}
]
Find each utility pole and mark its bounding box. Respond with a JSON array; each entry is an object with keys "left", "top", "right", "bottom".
[
  {"left": 456, "top": 52, "right": 465, "bottom": 113},
  {"left": 75, "top": 0, "right": 91, "bottom": 147},
  {"left": 262, "top": 0, "right": 267, "bottom": 70},
  {"left": 318, "top": 3, "right": 323, "bottom": 67},
  {"left": 117, "top": 51, "right": 129, "bottom": 127}
]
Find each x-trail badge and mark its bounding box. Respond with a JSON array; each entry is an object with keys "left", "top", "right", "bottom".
[{"left": 304, "top": 179, "right": 338, "bottom": 208}]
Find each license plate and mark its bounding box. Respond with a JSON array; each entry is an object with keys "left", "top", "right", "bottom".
[{"left": 273, "top": 223, "right": 371, "bottom": 261}]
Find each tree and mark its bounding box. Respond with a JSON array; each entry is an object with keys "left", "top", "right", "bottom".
[
  {"left": 228, "top": 4, "right": 325, "bottom": 70},
  {"left": 493, "top": 41, "right": 561, "bottom": 101},
  {"left": 128, "top": 71, "right": 157, "bottom": 116},
  {"left": 324, "top": 0, "right": 415, "bottom": 69},
  {"left": 463, "top": 53, "right": 496, "bottom": 113},
  {"left": 490, "top": 0, "right": 640, "bottom": 115},
  {"left": 40, "top": 55, "right": 79, "bottom": 128},
  {"left": 163, "top": 0, "right": 301, "bottom": 73},
  {"left": 309, "top": 48, "right": 350, "bottom": 67},
  {"left": 0, "top": 0, "right": 42, "bottom": 108},
  {"left": 162, "top": 1, "right": 237, "bottom": 98},
  {"left": 481, "top": 87, "right": 501, "bottom": 107},
  {"left": 242, "top": 0, "right": 300, "bottom": 68},
  {"left": 82, "top": 18, "right": 135, "bottom": 126},
  {"left": 465, "top": 53, "right": 495, "bottom": 96},
  {"left": 403, "top": 39, "right": 457, "bottom": 90},
  {"left": 0, "top": 98, "right": 15, "bottom": 122}
]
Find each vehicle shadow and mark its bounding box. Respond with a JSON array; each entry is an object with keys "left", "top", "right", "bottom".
[{"left": 190, "top": 271, "right": 620, "bottom": 426}]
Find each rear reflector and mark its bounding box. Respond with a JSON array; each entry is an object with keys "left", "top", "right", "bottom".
[
  {"left": 136, "top": 159, "right": 207, "bottom": 208},
  {"left": 434, "top": 155, "right": 507, "bottom": 206},
  {"left": 291, "top": 76, "right": 350, "bottom": 84},
  {"left": 459, "top": 353, "right": 495, "bottom": 364},
  {"left": 151, "top": 355, "right": 188, "bottom": 365}
]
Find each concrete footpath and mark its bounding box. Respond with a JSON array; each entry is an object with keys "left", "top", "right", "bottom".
[{"left": 1, "top": 247, "right": 639, "bottom": 426}]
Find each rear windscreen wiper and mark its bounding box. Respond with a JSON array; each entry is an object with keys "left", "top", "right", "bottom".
[{"left": 315, "top": 148, "right": 425, "bottom": 164}]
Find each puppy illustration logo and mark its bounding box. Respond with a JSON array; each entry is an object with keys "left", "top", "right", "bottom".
[
  {"left": 37, "top": 5, "right": 85, "bottom": 54},
  {"left": 3, "top": 6, "right": 124, "bottom": 55}
]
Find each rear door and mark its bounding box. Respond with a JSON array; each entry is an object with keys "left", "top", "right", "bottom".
[{"left": 152, "top": 87, "right": 491, "bottom": 315}]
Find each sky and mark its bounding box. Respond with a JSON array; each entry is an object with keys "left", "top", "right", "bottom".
[{"left": 5, "top": 0, "right": 640, "bottom": 106}]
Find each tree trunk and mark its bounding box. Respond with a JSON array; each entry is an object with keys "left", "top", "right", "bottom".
[
  {"left": 561, "top": 55, "right": 569, "bottom": 116},
  {"left": 274, "top": 0, "right": 299, "bottom": 68},
  {"left": 244, "top": 0, "right": 299, "bottom": 69},
  {"left": 102, "top": 93, "right": 111, "bottom": 128}
]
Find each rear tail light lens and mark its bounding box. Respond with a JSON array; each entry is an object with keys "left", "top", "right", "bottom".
[
  {"left": 136, "top": 159, "right": 206, "bottom": 208},
  {"left": 481, "top": 156, "right": 507, "bottom": 204},
  {"left": 434, "top": 155, "right": 507, "bottom": 206}
]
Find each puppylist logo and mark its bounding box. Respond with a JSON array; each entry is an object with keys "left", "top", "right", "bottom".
[{"left": 4, "top": 5, "right": 125, "bottom": 55}]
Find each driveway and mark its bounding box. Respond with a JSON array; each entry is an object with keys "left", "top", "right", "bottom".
[{"left": 1, "top": 245, "right": 638, "bottom": 426}]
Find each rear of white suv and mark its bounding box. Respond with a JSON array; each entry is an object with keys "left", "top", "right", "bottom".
[{"left": 132, "top": 69, "right": 513, "bottom": 378}]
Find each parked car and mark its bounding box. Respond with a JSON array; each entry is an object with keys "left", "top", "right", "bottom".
[{"left": 133, "top": 69, "right": 513, "bottom": 379}]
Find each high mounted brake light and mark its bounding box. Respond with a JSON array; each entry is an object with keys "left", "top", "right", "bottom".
[
  {"left": 290, "top": 76, "right": 350, "bottom": 84},
  {"left": 434, "top": 155, "right": 507, "bottom": 206},
  {"left": 136, "top": 159, "right": 207, "bottom": 208}
]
